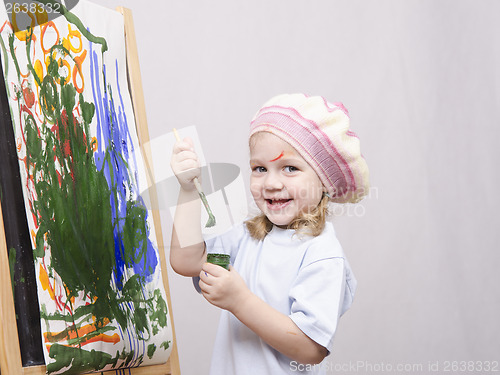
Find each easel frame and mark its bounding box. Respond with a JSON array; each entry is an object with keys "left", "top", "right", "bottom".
[{"left": 0, "top": 6, "right": 181, "bottom": 375}]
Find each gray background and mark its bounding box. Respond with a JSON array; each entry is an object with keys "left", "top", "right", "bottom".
[{"left": 94, "top": 1, "right": 499, "bottom": 374}]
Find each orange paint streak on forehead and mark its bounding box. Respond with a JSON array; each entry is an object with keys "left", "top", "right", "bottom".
[{"left": 269, "top": 151, "right": 285, "bottom": 162}]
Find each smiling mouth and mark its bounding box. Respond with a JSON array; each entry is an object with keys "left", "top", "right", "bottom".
[{"left": 266, "top": 198, "right": 292, "bottom": 209}]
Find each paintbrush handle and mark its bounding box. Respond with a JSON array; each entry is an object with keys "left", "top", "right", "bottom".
[{"left": 192, "top": 178, "right": 204, "bottom": 196}]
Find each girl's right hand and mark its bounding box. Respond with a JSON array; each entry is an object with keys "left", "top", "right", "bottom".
[{"left": 170, "top": 137, "right": 201, "bottom": 191}]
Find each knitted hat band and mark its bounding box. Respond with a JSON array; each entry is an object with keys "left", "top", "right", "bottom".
[
  {"left": 250, "top": 106, "right": 351, "bottom": 195},
  {"left": 249, "top": 94, "right": 369, "bottom": 203}
]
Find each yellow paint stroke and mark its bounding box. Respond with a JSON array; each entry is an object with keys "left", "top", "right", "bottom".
[
  {"left": 61, "top": 37, "right": 71, "bottom": 53},
  {"left": 33, "top": 59, "right": 44, "bottom": 88},
  {"left": 12, "top": 5, "right": 37, "bottom": 41},
  {"left": 67, "top": 24, "right": 82, "bottom": 53},
  {"left": 44, "top": 54, "right": 51, "bottom": 71},
  {"left": 56, "top": 58, "right": 71, "bottom": 85}
]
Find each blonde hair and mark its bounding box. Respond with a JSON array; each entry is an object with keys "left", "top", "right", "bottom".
[{"left": 245, "top": 193, "right": 330, "bottom": 241}]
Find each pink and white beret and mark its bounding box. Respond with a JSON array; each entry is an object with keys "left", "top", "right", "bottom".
[{"left": 250, "top": 93, "right": 369, "bottom": 203}]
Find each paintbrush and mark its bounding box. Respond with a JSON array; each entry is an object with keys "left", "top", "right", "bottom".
[{"left": 173, "top": 128, "right": 216, "bottom": 228}]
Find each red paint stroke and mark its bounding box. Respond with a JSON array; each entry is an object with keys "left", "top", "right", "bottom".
[{"left": 269, "top": 151, "right": 284, "bottom": 162}]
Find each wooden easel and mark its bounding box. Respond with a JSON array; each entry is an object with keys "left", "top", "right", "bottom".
[{"left": 0, "top": 7, "right": 181, "bottom": 375}]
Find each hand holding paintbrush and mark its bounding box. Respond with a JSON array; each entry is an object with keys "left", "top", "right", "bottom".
[{"left": 172, "top": 129, "right": 216, "bottom": 228}]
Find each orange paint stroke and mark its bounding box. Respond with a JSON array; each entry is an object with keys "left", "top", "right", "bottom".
[
  {"left": 44, "top": 333, "right": 119, "bottom": 354},
  {"left": 80, "top": 333, "right": 121, "bottom": 346},
  {"left": 269, "top": 151, "right": 284, "bottom": 162},
  {"left": 44, "top": 318, "right": 112, "bottom": 344},
  {"left": 0, "top": 20, "right": 13, "bottom": 33},
  {"left": 91, "top": 137, "right": 98, "bottom": 152},
  {"left": 41, "top": 21, "right": 59, "bottom": 54},
  {"left": 64, "top": 285, "right": 76, "bottom": 307},
  {"left": 39, "top": 263, "right": 56, "bottom": 301},
  {"left": 73, "top": 50, "right": 87, "bottom": 93}
]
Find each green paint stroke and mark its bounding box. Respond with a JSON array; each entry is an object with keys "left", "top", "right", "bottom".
[
  {"left": 47, "top": 344, "right": 118, "bottom": 373},
  {"left": 36, "top": 0, "right": 108, "bottom": 53},
  {"left": 0, "top": 36, "right": 10, "bottom": 98},
  {"left": 147, "top": 344, "right": 156, "bottom": 359}
]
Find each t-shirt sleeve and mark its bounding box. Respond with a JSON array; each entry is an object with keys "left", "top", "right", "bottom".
[{"left": 288, "top": 256, "right": 355, "bottom": 354}]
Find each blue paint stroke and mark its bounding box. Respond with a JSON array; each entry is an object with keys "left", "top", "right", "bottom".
[
  {"left": 88, "top": 38, "right": 160, "bottom": 366},
  {"left": 88, "top": 40, "right": 158, "bottom": 291}
]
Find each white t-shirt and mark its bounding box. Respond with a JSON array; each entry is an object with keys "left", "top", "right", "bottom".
[{"left": 196, "top": 221, "right": 356, "bottom": 375}]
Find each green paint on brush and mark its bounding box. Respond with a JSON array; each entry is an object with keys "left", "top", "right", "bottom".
[{"left": 199, "top": 191, "right": 216, "bottom": 227}]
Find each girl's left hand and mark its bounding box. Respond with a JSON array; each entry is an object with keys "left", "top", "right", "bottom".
[{"left": 198, "top": 263, "right": 250, "bottom": 313}]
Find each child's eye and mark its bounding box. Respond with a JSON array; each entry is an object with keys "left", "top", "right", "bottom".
[
  {"left": 253, "top": 166, "right": 267, "bottom": 173},
  {"left": 283, "top": 166, "right": 298, "bottom": 173}
]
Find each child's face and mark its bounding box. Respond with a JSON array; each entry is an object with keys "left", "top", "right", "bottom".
[{"left": 249, "top": 132, "right": 325, "bottom": 228}]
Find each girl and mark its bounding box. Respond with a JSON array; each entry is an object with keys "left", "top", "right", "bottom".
[{"left": 170, "top": 93, "right": 369, "bottom": 374}]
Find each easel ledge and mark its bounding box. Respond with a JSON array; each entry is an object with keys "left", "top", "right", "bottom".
[{"left": 0, "top": 6, "right": 181, "bottom": 375}]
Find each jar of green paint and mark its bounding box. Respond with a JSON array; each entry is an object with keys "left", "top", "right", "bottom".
[{"left": 207, "top": 253, "right": 230, "bottom": 270}]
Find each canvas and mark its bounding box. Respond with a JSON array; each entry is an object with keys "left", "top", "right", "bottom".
[{"left": 0, "top": 1, "right": 173, "bottom": 373}]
